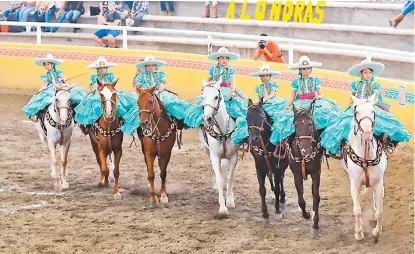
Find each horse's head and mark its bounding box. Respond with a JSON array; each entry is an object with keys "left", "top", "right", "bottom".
[
  {"left": 201, "top": 79, "right": 222, "bottom": 126},
  {"left": 54, "top": 83, "right": 74, "bottom": 126},
  {"left": 352, "top": 94, "right": 377, "bottom": 142},
  {"left": 292, "top": 101, "right": 317, "bottom": 158},
  {"left": 136, "top": 86, "right": 160, "bottom": 131},
  {"left": 97, "top": 79, "right": 118, "bottom": 122},
  {"left": 247, "top": 98, "right": 270, "bottom": 146}
]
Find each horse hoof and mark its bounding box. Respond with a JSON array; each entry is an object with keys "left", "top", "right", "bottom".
[
  {"left": 61, "top": 182, "right": 69, "bottom": 190},
  {"left": 279, "top": 202, "right": 286, "bottom": 211},
  {"left": 262, "top": 217, "right": 270, "bottom": 225},
  {"left": 372, "top": 228, "right": 381, "bottom": 239},
  {"left": 274, "top": 212, "right": 283, "bottom": 220},
  {"left": 369, "top": 220, "right": 377, "bottom": 228},
  {"left": 160, "top": 196, "right": 169, "bottom": 204},
  {"left": 312, "top": 228, "right": 320, "bottom": 238},
  {"left": 355, "top": 231, "right": 365, "bottom": 241},
  {"left": 226, "top": 199, "right": 235, "bottom": 208},
  {"left": 54, "top": 182, "right": 62, "bottom": 192},
  {"left": 219, "top": 207, "right": 229, "bottom": 216},
  {"left": 114, "top": 193, "right": 122, "bottom": 200},
  {"left": 304, "top": 212, "right": 311, "bottom": 220},
  {"left": 150, "top": 199, "right": 158, "bottom": 208}
]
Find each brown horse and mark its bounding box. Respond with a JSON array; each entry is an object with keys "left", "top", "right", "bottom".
[
  {"left": 136, "top": 86, "right": 178, "bottom": 208},
  {"left": 87, "top": 79, "right": 124, "bottom": 200}
]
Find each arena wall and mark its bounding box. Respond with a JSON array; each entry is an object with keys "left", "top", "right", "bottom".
[{"left": 0, "top": 42, "right": 413, "bottom": 133}]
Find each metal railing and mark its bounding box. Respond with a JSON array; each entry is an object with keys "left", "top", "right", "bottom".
[{"left": 0, "top": 21, "right": 414, "bottom": 64}]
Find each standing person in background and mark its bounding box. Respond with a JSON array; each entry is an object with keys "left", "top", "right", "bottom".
[
  {"left": 205, "top": 1, "right": 218, "bottom": 18},
  {"left": 389, "top": 0, "right": 414, "bottom": 28},
  {"left": 160, "top": 1, "right": 174, "bottom": 16},
  {"left": 254, "top": 33, "right": 285, "bottom": 64},
  {"left": 65, "top": 1, "right": 85, "bottom": 33}
]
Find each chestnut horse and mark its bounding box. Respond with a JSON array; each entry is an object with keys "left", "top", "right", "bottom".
[
  {"left": 86, "top": 79, "right": 123, "bottom": 199},
  {"left": 136, "top": 86, "right": 178, "bottom": 207}
]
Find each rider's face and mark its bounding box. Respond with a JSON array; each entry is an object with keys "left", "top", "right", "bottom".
[
  {"left": 218, "top": 56, "right": 229, "bottom": 66},
  {"left": 43, "top": 62, "right": 54, "bottom": 71},
  {"left": 145, "top": 64, "right": 157, "bottom": 72},
  {"left": 360, "top": 69, "right": 373, "bottom": 81},
  {"left": 97, "top": 67, "right": 107, "bottom": 74},
  {"left": 261, "top": 75, "right": 271, "bottom": 83},
  {"left": 299, "top": 68, "right": 311, "bottom": 77}
]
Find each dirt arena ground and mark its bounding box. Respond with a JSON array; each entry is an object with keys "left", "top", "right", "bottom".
[{"left": 0, "top": 89, "right": 413, "bottom": 254}]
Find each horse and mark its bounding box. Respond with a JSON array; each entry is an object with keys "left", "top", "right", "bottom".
[
  {"left": 35, "top": 84, "right": 75, "bottom": 192},
  {"left": 86, "top": 79, "right": 123, "bottom": 200},
  {"left": 136, "top": 86, "right": 178, "bottom": 208},
  {"left": 198, "top": 79, "right": 239, "bottom": 216},
  {"left": 246, "top": 99, "right": 288, "bottom": 220},
  {"left": 341, "top": 94, "right": 387, "bottom": 241},
  {"left": 287, "top": 100, "right": 323, "bottom": 236}
]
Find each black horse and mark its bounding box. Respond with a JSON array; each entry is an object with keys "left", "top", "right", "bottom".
[
  {"left": 247, "top": 99, "right": 289, "bottom": 220},
  {"left": 287, "top": 100, "right": 323, "bottom": 235}
]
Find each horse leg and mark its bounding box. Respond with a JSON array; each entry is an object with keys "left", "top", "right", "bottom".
[
  {"left": 279, "top": 173, "right": 287, "bottom": 206},
  {"left": 98, "top": 145, "right": 110, "bottom": 187},
  {"left": 60, "top": 140, "right": 71, "bottom": 190},
  {"left": 107, "top": 153, "right": 115, "bottom": 183},
  {"left": 158, "top": 153, "right": 172, "bottom": 204},
  {"left": 268, "top": 173, "right": 276, "bottom": 203},
  {"left": 310, "top": 169, "right": 321, "bottom": 236},
  {"left": 372, "top": 182, "right": 384, "bottom": 240},
  {"left": 273, "top": 169, "right": 281, "bottom": 215},
  {"left": 144, "top": 153, "right": 158, "bottom": 208},
  {"left": 210, "top": 152, "right": 227, "bottom": 216},
  {"left": 294, "top": 173, "right": 310, "bottom": 219},
  {"left": 350, "top": 179, "right": 364, "bottom": 240},
  {"left": 90, "top": 138, "right": 104, "bottom": 187},
  {"left": 112, "top": 147, "right": 122, "bottom": 200},
  {"left": 255, "top": 163, "right": 268, "bottom": 220},
  {"left": 48, "top": 139, "right": 61, "bottom": 192},
  {"left": 369, "top": 189, "right": 378, "bottom": 228},
  {"left": 225, "top": 154, "right": 238, "bottom": 208}
]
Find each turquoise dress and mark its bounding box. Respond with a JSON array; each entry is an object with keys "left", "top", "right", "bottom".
[
  {"left": 120, "top": 70, "right": 190, "bottom": 136},
  {"left": 231, "top": 82, "right": 288, "bottom": 145},
  {"left": 74, "top": 72, "right": 137, "bottom": 125},
  {"left": 184, "top": 64, "right": 248, "bottom": 128},
  {"left": 22, "top": 69, "right": 86, "bottom": 117},
  {"left": 270, "top": 76, "right": 341, "bottom": 145},
  {"left": 321, "top": 77, "right": 412, "bottom": 156}
]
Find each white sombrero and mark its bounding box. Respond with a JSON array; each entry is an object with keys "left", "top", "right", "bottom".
[
  {"left": 288, "top": 55, "right": 322, "bottom": 70},
  {"left": 136, "top": 55, "right": 166, "bottom": 69},
  {"left": 34, "top": 53, "right": 63, "bottom": 67},
  {"left": 251, "top": 64, "right": 281, "bottom": 77},
  {"left": 348, "top": 58, "right": 385, "bottom": 77},
  {"left": 207, "top": 47, "right": 240, "bottom": 61},
  {"left": 87, "top": 56, "right": 117, "bottom": 69}
]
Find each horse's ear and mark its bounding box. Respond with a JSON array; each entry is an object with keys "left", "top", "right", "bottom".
[
  {"left": 97, "top": 79, "right": 103, "bottom": 87},
  {"left": 111, "top": 78, "right": 119, "bottom": 87},
  {"left": 292, "top": 104, "right": 297, "bottom": 115},
  {"left": 351, "top": 95, "right": 358, "bottom": 106},
  {"left": 259, "top": 97, "right": 264, "bottom": 107},
  {"left": 214, "top": 80, "right": 221, "bottom": 89},
  {"left": 248, "top": 98, "right": 253, "bottom": 107},
  {"left": 369, "top": 93, "right": 378, "bottom": 105},
  {"left": 136, "top": 85, "right": 142, "bottom": 94},
  {"left": 202, "top": 78, "right": 208, "bottom": 88},
  {"left": 150, "top": 86, "right": 157, "bottom": 94}
]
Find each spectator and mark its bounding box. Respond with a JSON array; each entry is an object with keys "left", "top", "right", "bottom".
[
  {"left": 126, "top": 1, "right": 148, "bottom": 35},
  {"left": 43, "top": 1, "right": 67, "bottom": 33},
  {"left": 205, "top": 1, "right": 218, "bottom": 18},
  {"left": 389, "top": 0, "right": 414, "bottom": 28},
  {"left": 93, "top": 2, "right": 121, "bottom": 48},
  {"left": 65, "top": 1, "right": 85, "bottom": 33},
  {"left": 2, "top": 1, "right": 24, "bottom": 19},
  {"left": 18, "top": 1, "right": 36, "bottom": 23},
  {"left": 100, "top": 1, "right": 122, "bottom": 15},
  {"left": 253, "top": 33, "right": 285, "bottom": 64},
  {"left": 160, "top": 1, "right": 174, "bottom": 16}
]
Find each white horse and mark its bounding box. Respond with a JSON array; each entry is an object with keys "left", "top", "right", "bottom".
[
  {"left": 198, "top": 79, "right": 240, "bottom": 216},
  {"left": 342, "top": 94, "right": 387, "bottom": 241},
  {"left": 35, "top": 84, "right": 75, "bottom": 192}
]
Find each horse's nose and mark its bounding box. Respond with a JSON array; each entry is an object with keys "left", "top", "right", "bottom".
[
  {"left": 141, "top": 120, "right": 150, "bottom": 128},
  {"left": 207, "top": 116, "right": 213, "bottom": 123}
]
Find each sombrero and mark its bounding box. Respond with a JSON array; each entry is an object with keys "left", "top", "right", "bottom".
[
  {"left": 207, "top": 47, "right": 240, "bottom": 61},
  {"left": 288, "top": 55, "right": 322, "bottom": 70},
  {"left": 87, "top": 56, "right": 117, "bottom": 69},
  {"left": 136, "top": 55, "right": 166, "bottom": 69},
  {"left": 34, "top": 53, "right": 63, "bottom": 67},
  {"left": 251, "top": 64, "right": 280, "bottom": 77},
  {"left": 348, "top": 58, "right": 385, "bottom": 77}
]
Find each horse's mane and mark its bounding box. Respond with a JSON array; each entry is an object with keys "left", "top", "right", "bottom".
[{"left": 139, "top": 89, "right": 169, "bottom": 118}]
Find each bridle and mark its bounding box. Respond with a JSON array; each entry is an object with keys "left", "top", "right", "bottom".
[
  {"left": 138, "top": 90, "right": 161, "bottom": 137},
  {"left": 353, "top": 103, "right": 376, "bottom": 137},
  {"left": 98, "top": 85, "right": 117, "bottom": 123}
]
